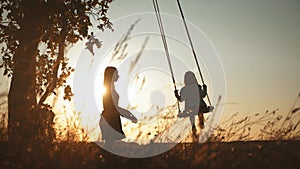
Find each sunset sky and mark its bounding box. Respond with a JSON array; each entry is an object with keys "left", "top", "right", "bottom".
[
  {"left": 67, "top": 0, "right": 300, "bottom": 142},
  {"left": 105, "top": 0, "right": 300, "bottom": 116},
  {"left": 0, "top": 0, "right": 299, "bottom": 142}
]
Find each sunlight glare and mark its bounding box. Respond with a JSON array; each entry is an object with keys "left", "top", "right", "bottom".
[{"left": 100, "top": 85, "right": 107, "bottom": 96}]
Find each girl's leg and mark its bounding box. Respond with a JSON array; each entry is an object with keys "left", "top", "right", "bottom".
[
  {"left": 189, "top": 115, "right": 195, "bottom": 126},
  {"left": 189, "top": 115, "right": 197, "bottom": 135},
  {"left": 198, "top": 113, "right": 205, "bottom": 129}
]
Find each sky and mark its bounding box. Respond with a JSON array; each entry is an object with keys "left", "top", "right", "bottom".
[
  {"left": 67, "top": 0, "right": 300, "bottom": 143},
  {"left": 104, "top": 0, "right": 300, "bottom": 115},
  {"left": 1, "top": 0, "right": 300, "bottom": 142}
]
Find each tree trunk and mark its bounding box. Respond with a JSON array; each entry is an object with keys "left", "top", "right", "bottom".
[
  {"left": 8, "top": 43, "right": 39, "bottom": 140},
  {"left": 7, "top": 1, "right": 64, "bottom": 141},
  {"left": 8, "top": 14, "right": 41, "bottom": 140}
]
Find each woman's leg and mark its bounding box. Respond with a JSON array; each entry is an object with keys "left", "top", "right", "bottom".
[{"left": 104, "top": 139, "right": 114, "bottom": 149}]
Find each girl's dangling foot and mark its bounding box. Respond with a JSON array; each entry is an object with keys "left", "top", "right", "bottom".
[{"left": 192, "top": 125, "right": 197, "bottom": 135}]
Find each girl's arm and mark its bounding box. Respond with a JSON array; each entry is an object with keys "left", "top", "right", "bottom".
[
  {"left": 174, "top": 90, "right": 182, "bottom": 102},
  {"left": 199, "top": 84, "right": 207, "bottom": 98}
]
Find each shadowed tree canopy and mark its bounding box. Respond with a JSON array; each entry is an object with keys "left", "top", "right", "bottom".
[{"left": 0, "top": 0, "right": 114, "bottom": 140}]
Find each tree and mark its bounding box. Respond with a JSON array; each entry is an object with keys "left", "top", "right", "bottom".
[{"left": 0, "top": 0, "right": 114, "bottom": 141}]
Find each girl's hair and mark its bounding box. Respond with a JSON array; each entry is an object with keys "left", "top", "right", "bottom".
[
  {"left": 184, "top": 71, "right": 198, "bottom": 85},
  {"left": 104, "top": 66, "right": 117, "bottom": 88}
]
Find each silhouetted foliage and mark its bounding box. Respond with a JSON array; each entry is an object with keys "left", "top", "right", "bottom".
[{"left": 0, "top": 0, "right": 114, "bottom": 141}]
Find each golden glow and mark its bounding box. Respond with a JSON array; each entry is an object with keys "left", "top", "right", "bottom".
[{"left": 100, "top": 85, "right": 107, "bottom": 96}]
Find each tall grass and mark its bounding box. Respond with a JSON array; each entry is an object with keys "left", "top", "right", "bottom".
[{"left": 213, "top": 93, "right": 300, "bottom": 142}]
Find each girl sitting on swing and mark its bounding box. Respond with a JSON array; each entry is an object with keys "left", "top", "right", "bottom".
[{"left": 174, "top": 71, "right": 213, "bottom": 134}]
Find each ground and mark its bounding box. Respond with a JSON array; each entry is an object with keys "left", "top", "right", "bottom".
[{"left": 0, "top": 140, "right": 299, "bottom": 169}]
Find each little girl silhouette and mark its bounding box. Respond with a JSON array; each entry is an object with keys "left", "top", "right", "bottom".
[{"left": 174, "top": 71, "right": 213, "bottom": 134}]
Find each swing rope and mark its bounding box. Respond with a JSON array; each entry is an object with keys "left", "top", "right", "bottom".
[
  {"left": 176, "top": 0, "right": 212, "bottom": 106},
  {"left": 152, "top": 0, "right": 181, "bottom": 112}
]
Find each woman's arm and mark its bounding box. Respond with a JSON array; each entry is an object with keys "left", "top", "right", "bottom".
[{"left": 118, "top": 107, "right": 138, "bottom": 123}]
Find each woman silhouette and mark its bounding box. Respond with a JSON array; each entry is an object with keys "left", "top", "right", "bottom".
[
  {"left": 174, "top": 71, "right": 213, "bottom": 134},
  {"left": 100, "top": 67, "right": 137, "bottom": 146}
]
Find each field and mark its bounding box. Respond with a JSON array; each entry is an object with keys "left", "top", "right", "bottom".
[
  {"left": 1, "top": 140, "right": 299, "bottom": 169},
  {"left": 1, "top": 95, "right": 299, "bottom": 169}
]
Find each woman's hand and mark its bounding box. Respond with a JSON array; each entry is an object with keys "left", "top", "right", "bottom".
[
  {"left": 119, "top": 108, "right": 138, "bottom": 123},
  {"left": 130, "top": 114, "right": 138, "bottom": 123}
]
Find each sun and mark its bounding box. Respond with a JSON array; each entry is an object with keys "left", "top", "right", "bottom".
[{"left": 100, "top": 85, "right": 107, "bottom": 96}]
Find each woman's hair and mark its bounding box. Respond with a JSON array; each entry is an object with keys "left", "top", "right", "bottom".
[
  {"left": 184, "top": 71, "right": 198, "bottom": 85},
  {"left": 104, "top": 66, "right": 117, "bottom": 88}
]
